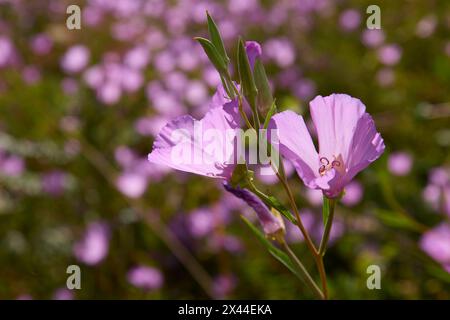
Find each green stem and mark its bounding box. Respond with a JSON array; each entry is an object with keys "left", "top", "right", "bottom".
[
  {"left": 319, "top": 197, "right": 336, "bottom": 256},
  {"left": 226, "top": 73, "right": 254, "bottom": 130},
  {"left": 282, "top": 241, "right": 324, "bottom": 300}
]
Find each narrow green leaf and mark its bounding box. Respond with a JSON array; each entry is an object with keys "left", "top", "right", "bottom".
[
  {"left": 263, "top": 99, "right": 277, "bottom": 129},
  {"left": 375, "top": 209, "right": 421, "bottom": 231},
  {"left": 251, "top": 188, "right": 296, "bottom": 224},
  {"left": 206, "top": 12, "right": 229, "bottom": 63},
  {"left": 219, "top": 74, "right": 233, "bottom": 99},
  {"left": 195, "top": 37, "right": 227, "bottom": 74},
  {"left": 254, "top": 59, "right": 273, "bottom": 114},
  {"left": 237, "top": 38, "right": 258, "bottom": 109}
]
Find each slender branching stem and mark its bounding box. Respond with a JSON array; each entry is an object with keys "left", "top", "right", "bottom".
[{"left": 282, "top": 241, "right": 324, "bottom": 300}]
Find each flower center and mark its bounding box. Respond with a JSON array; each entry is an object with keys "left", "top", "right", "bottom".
[{"left": 318, "top": 155, "right": 344, "bottom": 176}]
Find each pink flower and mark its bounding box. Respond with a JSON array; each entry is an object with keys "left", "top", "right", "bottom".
[
  {"left": 127, "top": 266, "right": 164, "bottom": 290},
  {"left": 30, "top": 33, "right": 53, "bottom": 55},
  {"left": 377, "top": 44, "right": 402, "bottom": 66},
  {"left": 388, "top": 152, "right": 413, "bottom": 176},
  {"left": 341, "top": 181, "right": 363, "bottom": 206},
  {"left": 420, "top": 223, "right": 450, "bottom": 273},
  {"left": 61, "top": 45, "right": 90, "bottom": 73},
  {"left": 116, "top": 172, "right": 148, "bottom": 198},
  {"left": 339, "top": 9, "right": 361, "bottom": 32},
  {"left": 52, "top": 288, "right": 74, "bottom": 300},
  {"left": 73, "top": 222, "right": 110, "bottom": 266},
  {"left": 361, "top": 29, "right": 385, "bottom": 48},
  {"left": 269, "top": 94, "right": 385, "bottom": 198},
  {"left": 147, "top": 87, "right": 241, "bottom": 180}
]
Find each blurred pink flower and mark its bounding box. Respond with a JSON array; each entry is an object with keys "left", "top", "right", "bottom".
[
  {"left": 0, "top": 36, "right": 14, "bottom": 67},
  {"left": 415, "top": 15, "right": 437, "bottom": 38},
  {"left": 127, "top": 266, "right": 164, "bottom": 290},
  {"left": 423, "top": 167, "right": 450, "bottom": 217},
  {"left": 339, "top": 9, "right": 361, "bottom": 32},
  {"left": 0, "top": 154, "right": 24, "bottom": 177},
  {"left": 188, "top": 208, "right": 216, "bottom": 238},
  {"left": 388, "top": 152, "right": 413, "bottom": 176},
  {"left": 52, "top": 288, "right": 74, "bottom": 300},
  {"left": 305, "top": 188, "right": 323, "bottom": 206},
  {"left": 61, "top": 78, "right": 79, "bottom": 94},
  {"left": 341, "top": 181, "right": 363, "bottom": 206},
  {"left": 185, "top": 80, "right": 208, "bottom": 106},
  {"left": 84, "top": 66, "right": 104, "bottom": 89},
  {"left": 420, "top": 223, "right": 450, "bottom": 273},
  {"left": 61, "top": 45, "right": 90, "bottom": 73},
  {"left": 376, "top": 68, "right": 395, "bottom": 87},
  {"left": 429, "top": 167, "right": 449, "bottom": 186},
  {"left": 30, "top": 33, "right": 53, "bottom": 55},
  {"left": 377, "top": 44, "right": 402, "bottom": 66},
  {"left": 41, "top": 170, "right": 67, "bottom": 196},
  {"left": 116, "top": 172, "right": 148, "bottom": 198},
  {"left": 124, "top": 46, "right": 150, "bottom": 70},
  {"left": 264, "top": 38, "right": 295, "bottom": 67},
  {"left": 74, "top": 222, "right": 110, "bottom": 266},
  {"left": 212, "top": 274, "right": 237, "bottom": 299},
  {"left": 361, "top": 29, "right": 385, "bottom": 48},
  {"left": 97, "top": 82, "right": 122, "bottom": 105},
  {"left": 22, "top": 65, "right": 41, "bottom": 84},
  {"left": 292, "top": 78, "right": 317, "bottom": 100}
]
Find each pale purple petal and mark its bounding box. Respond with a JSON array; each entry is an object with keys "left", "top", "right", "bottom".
[
  {"left": 148, "top": 99, "right": 240, "bottom": 179},
  {"left": 345, "top": 113, "right": 385, "bottom": 183},
  {"left": 269, "top": 110, "right": 319, "bottom": 188},
  {"left": 310, "top": 94, "right": 366, "bottom": 163}
]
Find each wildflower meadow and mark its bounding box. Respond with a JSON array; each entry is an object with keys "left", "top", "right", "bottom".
[{"left": 0, "top": 0, "right": 449, "bottom": 301}]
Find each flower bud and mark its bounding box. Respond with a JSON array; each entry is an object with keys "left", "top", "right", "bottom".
[{"left": 224, "top": 183, "right": 285, "bottom": 240}]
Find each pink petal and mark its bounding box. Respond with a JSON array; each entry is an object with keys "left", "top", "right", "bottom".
[
  {"left": 269, "top": 110, "right": 319, "bottom": 188},
  {"left": 345, "top": 113, "right": 385, "bottom": 181},
  {"left": 310, "top": 94, "right": 366, "bottom": 162},
  {"left": 148, "top": 102, "right": 240, "bottom": 179}
]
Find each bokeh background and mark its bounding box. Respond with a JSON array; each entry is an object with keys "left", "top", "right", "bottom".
[{"left": 0, "top": 0, "right": 449, "bottom": 299}]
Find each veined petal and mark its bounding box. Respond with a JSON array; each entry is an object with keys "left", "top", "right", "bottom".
[
  {"left": 344, "top": 113, "right": 385, "bottom": 182},
  {"left": 269, "top": 110, "right": 319, "bottom": 188},
  {"left": 310, "top": 94, "right": 366, "bottom": 162},
  {"left": 148, "top": 102, "right": 240, "bottom": 179}
]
